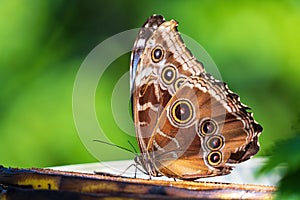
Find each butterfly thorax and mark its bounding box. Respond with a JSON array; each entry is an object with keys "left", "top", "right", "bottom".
[{"left": 134, "top": 153, "right": 159, "bottom": 177}]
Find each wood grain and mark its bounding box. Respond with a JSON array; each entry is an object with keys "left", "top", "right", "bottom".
[{"left": 0, "top": 166, "right": 275, "bottom": 199}]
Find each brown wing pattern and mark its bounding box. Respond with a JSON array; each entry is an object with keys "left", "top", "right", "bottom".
[
  {"left": 131, "top": 15, "right": 205, "bottom": 155},
  {"left": 130, "top": 15, "right": 262, "bottom": 179},
  {"left": 146, "top": 74, "right": 262, "bottom": 179}
]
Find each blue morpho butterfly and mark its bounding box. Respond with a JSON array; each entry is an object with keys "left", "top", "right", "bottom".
[{"left": 128, "top": 15, "right": 262, "bottom": 180}]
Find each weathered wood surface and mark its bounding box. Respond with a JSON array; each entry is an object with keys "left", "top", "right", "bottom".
[{"left": 0, "top": 166, "right": 276, "bottom": 199}]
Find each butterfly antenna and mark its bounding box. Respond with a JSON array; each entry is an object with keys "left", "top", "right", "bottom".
[
  {"left": 93, "top": 140, "right": 135, "bottom": 156},
  {"left": 128, "top": 140, "right": 138, "bottom": 154}
]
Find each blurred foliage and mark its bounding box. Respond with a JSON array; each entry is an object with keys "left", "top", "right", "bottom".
[
  {"left": 0, "top": 1, "right": 300, "bottom": 196},
  {"left": 259, "top": 135, "right": 300, "bottom": 199},
  {"left": 258, "top": 116, "right": 300, "bottom": 199}
]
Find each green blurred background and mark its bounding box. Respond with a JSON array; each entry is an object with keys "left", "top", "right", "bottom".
[{"left": 1, "top": 0, "right": 300, "bottom": 171}]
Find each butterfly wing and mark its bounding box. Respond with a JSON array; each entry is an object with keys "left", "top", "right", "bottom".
[
  {"left": 131, "top": 15, "right": 262, "bottom": 179},
  {"left": 131, "top": 15, "right": 205, "bottom": 156},
  {"left": 146, "top": 74, "right": 262, "bottom": 179},
  {"left": 130, "top": 15, "right": 165, "bottom": 94}
]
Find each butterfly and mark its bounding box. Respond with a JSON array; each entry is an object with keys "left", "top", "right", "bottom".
[{"left": 130, "top": 15, "right": 262, "bottom": 180}]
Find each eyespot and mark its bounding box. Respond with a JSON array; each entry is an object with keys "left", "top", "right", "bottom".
[
  {"left": 207, "top": 135, "right": 224, "bottom": 150},
  {"left": 199, "top": 119, "right": 218, "bottom": 135},
  {"left": 174, "top": 77, "right": 186, "bottom": 91},
  {"left": 207, "top": 151, "right": 222, "bottom": 166},
  {"left": 171, "top": 99, "right": 194, "bottom": 125},
  {"left": 161, "top": 66, "right": 176, "bottom": 85},
  {"left": 151, "top": 46, "right": 164, "bottom": 63}
]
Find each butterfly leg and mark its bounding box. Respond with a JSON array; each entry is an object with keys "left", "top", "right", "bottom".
[
  {"left": 94, "top": 163, "right": 137, "bottom": 178},
  {"left": 134, "top": 163, "right": 137, "bottom": 178}
]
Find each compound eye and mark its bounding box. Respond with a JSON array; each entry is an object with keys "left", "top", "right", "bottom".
[
  {"left": 151, "top": 46, "right": 164, "bottom": 63},
  {"left": 207, "top": 136, "right": 224, "bottom": 150},
  {"left": 207, "top": 151, "right": 222, "bottom": 166},
  {"left": 171, "top": 99, "right": 194, "bottom": 125},
  {"left": 161, "top": 66, "right": 176, "bottom": 85},
  {"left": 199, "top": 119, "right": 218, "bottom": 135}
]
